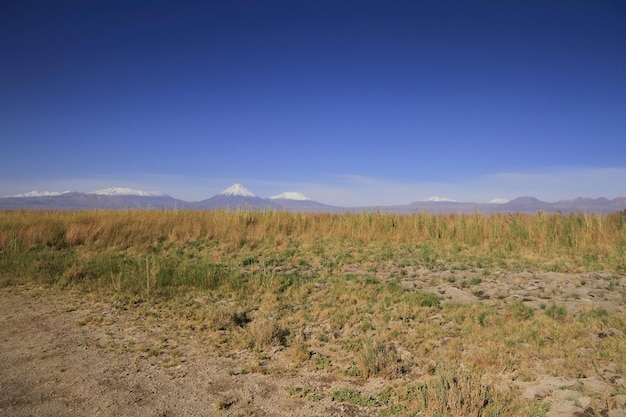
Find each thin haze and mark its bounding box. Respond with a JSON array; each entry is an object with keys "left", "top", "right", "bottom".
[{"left": 1, "top": 1, "right": 625, "bottom": 205}]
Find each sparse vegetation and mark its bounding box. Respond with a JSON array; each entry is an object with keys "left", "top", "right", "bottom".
[
  {"left": 358, "top": 340, "right": 403, "bottom": 379},
  {"left": 400, "top": 364, "right": 515, "bottom": 416},
  {"left": 331, "top": 388, "right": 378, "bottom": 407},
  {"left": 1, "top": 209, "right": 625, "bottom": 415},
  {"left": 506, "top": 300, "right": 535, "bottom": 320}
]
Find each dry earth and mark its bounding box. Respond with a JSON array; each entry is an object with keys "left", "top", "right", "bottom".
[{"left": 1, "top": 271, "right": 625, "bottom": 417}]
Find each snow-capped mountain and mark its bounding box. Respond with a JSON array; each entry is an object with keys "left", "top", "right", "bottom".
[
  {"left": 270, "top": 192, "right": 310, "bottom": 201},
  {"left": 0, "top": 187, "right": 181, "bottom": 210},
  {"left": 218, "top": 184, "right": 257, "bottom": 198},
  {"left": 92, "top": 187, "right": 167, "bottom": 197},
  {"left": 8, "top": 187, "right": 166, "bottom": 198},
  {"left": 193, "top": 184, "right": 270, "bottom": 210},
  {"left": 193, "top": 184, "right": 339, "bottom": 211},
  {"left": 11, "top": 190, "right": 71, "bottom": 198},
  {"left": 425, "top": 196, "right": 457, "bottom": 203},
  {"left": 269, "top": 190, "right": 340, "bottom": 212},
  {"left": 1, "top": 183, "right": 625, "bottom": 213}
]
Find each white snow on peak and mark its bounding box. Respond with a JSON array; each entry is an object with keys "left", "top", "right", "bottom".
[
  {"left": 92, "top": 187, "right": 166, "bottom": 197},
  {"left": 269, "top": 192, "right": 310, "bottom": 201},
  {"left": 489, "top": 198, "right": 509, "bottom": 204},
  {"left": 12, "top": 190, "right": 70, "bottom": 198},
  {"left": 218, "top": 184, "right": 257, "bottom": 198},
  {"left": 425, "top": 196, "right": 457, "bottom": 202}
]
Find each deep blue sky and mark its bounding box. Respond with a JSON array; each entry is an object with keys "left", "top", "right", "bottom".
[{"left": 2, "top": 1, "right": 625, "bottom": 205}]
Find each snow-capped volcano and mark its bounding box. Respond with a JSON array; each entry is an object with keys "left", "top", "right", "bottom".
[
  {"left": 425, "top": 196, "right": 457, "bottom": 202},
  {"left": 92, "top": 187, "right": 166, "bottom": 197},
  {"left": 1, "top": 185, "right": 624, "bottom": 213},
  {"left": 270, "top": 192, "right": 310, "bottom": 201},
  {"left": 194, "top": 183, "right": 268, "bottom": 210},
  {"left": 11, "top": 190, "right": 71, "bottom": 197},
  {"left": 218, "top": 184, "right": 257, "bottom": 198}
]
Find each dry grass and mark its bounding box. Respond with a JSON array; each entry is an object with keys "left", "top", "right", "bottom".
[
  {"left": 357, "top": 340, "right": 403, "bottom": 379},
  {"left": 1, "top": 209, "right": 625, "bottom": 415},
  {"left": 1, "top": 210, "right": 624, "bottom": 267}
]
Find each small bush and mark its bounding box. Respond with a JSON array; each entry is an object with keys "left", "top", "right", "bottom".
[
  {"left": 204, "top": 306, "right": 250, "bottom": 331},
  {"left": 477, "top": 309, "right": 497, "bottom": 326},
  {"left": 506, "top": 301, "right": 534, "bottom": 320},
  {"left": 469, "top": 277, "right": 482, "bottom": 286},
  {"left": 404, "top": 290, "right": 440, "bottom": 308},
  {"left": 331, "top": 388, "right": 378, "bottom": 407},
  {"left": 242, "top": 256, "right": 258, "bottom": 266},
  {"left": 285, "top": 386, "right": 308, "bottom": 398},
  {"left": 358, "top": 340, "right": 403, "bottom": 379},
  {"left": 345, "top": 364, "right": 361, "bottom": 377},
  {"left": 407, "top": 364, "right": 509, "bottom": 416},
  {"left": 580, "top": 307, "right": 608, "bottom": 321},
  {"left": 545, "top": 303, "right": 567, "bottom": 321},
  {"left": 246, "top": 317, "right": 288, "bottom": 349},
  {"left": 289, "top": 343, "right": 311, "bottom": 364},
  {"left": 419, "top": 292, "right": 440, "bottom": 307},
  {"left": 313, "top": 354, "right": 332, "bottom": 370}
]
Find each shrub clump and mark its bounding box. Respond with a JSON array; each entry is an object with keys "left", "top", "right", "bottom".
[
  {"left": 506, "top": 301, "right": 534, "bottom": 320},
  {"left": 358, "top": 340, "right": 404, "bottom": 379},
  {"left": 402, "top": 364, "right": 513, "bottom": 416},
  {"left": 246, "top": 316, "right": 289, "bottom": 349}
]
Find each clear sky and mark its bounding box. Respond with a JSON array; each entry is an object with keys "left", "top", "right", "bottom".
[{"left": 2, "top": 0, "right": 625, "bottom": 206}]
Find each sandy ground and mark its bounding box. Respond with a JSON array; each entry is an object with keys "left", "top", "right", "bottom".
[
  {"left": 1, "top": 271, "right": 625, "bottom": 417},
  {"left": 0, "top": 287, "right": 384, "bottom": 417}
]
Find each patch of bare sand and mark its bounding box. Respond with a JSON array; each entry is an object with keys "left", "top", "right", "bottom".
[{"left": 0, "top": 287, "right": 386, "bottom": 416}]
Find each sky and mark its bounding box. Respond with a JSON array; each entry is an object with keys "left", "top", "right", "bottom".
[{"left": 1, "top": 0, "right": 625, "bottom": 206}]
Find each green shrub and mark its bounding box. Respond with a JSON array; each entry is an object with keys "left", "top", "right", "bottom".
[
  {"left": 331, "top": 388, "right": 377, "bottom": 407},
  {"left": 506, "top": 301, "right": 534, "bottom": 320},
  {"left": 545, "top": 303, "right": 567, "bottom": 320}
]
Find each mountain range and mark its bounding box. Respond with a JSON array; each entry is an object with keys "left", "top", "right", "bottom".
[{"left": 1, "top": 184, "right": 625, "bottom": 214}]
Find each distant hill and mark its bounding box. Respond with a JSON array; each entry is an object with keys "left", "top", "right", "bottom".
[
  {"left": 0, "top": 188, "right": 183, "bottom": 210},
  {"left": 1, "top": 184, "right": 625, "bottom": 213},
  {"left": 376, "top": 196, "right": 626, "bottom": 214}
]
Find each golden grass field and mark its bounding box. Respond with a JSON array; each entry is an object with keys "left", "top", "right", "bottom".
[{"left": 1, "top": 210, "right": 625, "bottom": 416}]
